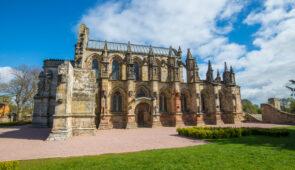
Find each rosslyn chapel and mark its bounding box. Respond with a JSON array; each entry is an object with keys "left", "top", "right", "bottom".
[{"left": 32, "top": 24, "right": 243, "bottom": 140}]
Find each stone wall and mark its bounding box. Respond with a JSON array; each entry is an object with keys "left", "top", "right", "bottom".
[
  {"left": 47, "top": 61, "right": 97, "bottom": 140},
  {"left": 261, "top": 103, "right": 295, "bottom": 124}
]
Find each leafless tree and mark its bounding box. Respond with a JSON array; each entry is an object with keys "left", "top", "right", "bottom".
[
  {"left": 0, "top": 65, "right": 40, "bottom": 121},
  {"left": 286, "top": 80, "right": 295, "bottom": 97}
]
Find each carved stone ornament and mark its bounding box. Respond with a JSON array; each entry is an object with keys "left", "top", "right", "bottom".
[{"left": 128, "top": 90, "right": 134, "bottom": 97}]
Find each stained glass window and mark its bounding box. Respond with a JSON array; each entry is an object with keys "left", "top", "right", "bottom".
[
  {"left": 134, "top": 62, "right": 139, "bottom": 81},
  {"left": 112, "top": 60, "right": 119, "bottom": 80},
  {"left": 92, "top": 59, "right": 99, "bottom": 78},
  {"left": 136, "top": 88, "right": 146, "bottom": 97},
  {"left": 112, "top": 91, "right": 122, "bottom": 112},
  {"left": 219, "top": 95, "right": 223, "bottom": 112},
  {"left": 201, "top": 94, "right": 206, "bottom": 113},
  {"left": 181, "top": 93, "right": 187, "bottom": 112},
  {"left": 159, "top": 93, "right": 167, "bottom": 112}
]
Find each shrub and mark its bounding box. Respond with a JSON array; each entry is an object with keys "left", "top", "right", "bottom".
[
  {"left": 177, "top": 127, "right": 289, "bottom": 139},
  {"left": 0, "top": 161, "right": 19, "bottom": 170}
]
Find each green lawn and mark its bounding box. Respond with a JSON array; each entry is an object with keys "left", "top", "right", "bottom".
[{"left": 20, "top": 126, "right": 295, "bottom": 170}]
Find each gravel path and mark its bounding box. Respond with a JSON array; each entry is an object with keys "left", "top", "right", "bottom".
[{"left": 0, "top": 123, "right": 291, "bottom": 161}]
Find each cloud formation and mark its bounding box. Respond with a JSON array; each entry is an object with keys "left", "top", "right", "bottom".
[
  {"left": 239, "top": 0, "right": 295, "bottom": 102},
  {"left": 0, "top": 67, "right": 14, "bottom": 83},
  {"left": 78, "top": 0, "right": 295, "bottom": 103}
]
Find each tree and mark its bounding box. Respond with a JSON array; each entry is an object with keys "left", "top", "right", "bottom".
[
  {"left": 280, "top": 98, "right": 295, "bottom": 114},
  {"left": 286, "top": 79, "right": 295, "bottom": 97},
  {"left": 281, "top": 80, "right": 295, "bottom": 114},
  {"left": 0, "top": 65, "right": 40, "bottom": 121},
  {"left": 242, "top": 99, "right": 261, "bottom": 114}
]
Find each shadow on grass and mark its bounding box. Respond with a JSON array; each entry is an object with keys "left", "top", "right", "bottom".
[
  {"left": 0, "top": 124, "right": 51, "bottom": 140},
  {"left": 203, "top": 126, "right": 295, "bottom": 151}
]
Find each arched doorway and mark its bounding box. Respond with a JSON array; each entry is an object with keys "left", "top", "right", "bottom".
[{"left": 135, "top": 102, "right": 152, "bottom": 127}]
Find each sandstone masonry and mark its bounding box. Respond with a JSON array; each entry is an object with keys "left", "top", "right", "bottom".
[{"left": 32, "top": 24, "right": 243, "bottom": 140}]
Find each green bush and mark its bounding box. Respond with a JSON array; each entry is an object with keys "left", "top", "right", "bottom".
[
  {"left": 0, "top": 121, "right": 32, "bottom": 128},
  {"left": 0, "top": 161, "right": 19, "bottom": 170},
  {"left": 177, "top": 127, "right": 290, "bottom": 139}
]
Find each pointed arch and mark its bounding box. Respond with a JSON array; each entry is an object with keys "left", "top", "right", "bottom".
[
  {"left": 109, "top": 55, "right": 123, "bottom": 80},
  {"left": 111, "top": 60, "right": 119, "bottom": 80},
  {"left": 136, "top": 85, "right": 150, "bottom": 98},
  {"left": 181, "top": 89, "right": 190, "bottom": 113},
  {"left": 134, "top": 61, "right": 139, "bottom": 81},
  {"left": 159, "top": 88, "right": 171, "bottom": 113},
  {"left": 92, "top": 59, "right": 99, "bottom": 78},
  {"left": 110, "top": 87, "right": 126, "bottom": 113},
  {"left": 201, "top": 89, "right": 209, "bottom": 113},
  {"left": 219, "top": 90, "right": 225, "bottom": 112}
]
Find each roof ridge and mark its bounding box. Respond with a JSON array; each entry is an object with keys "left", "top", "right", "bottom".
[{"left": 88, "top": 40, "right": 169, "bottom": 50}]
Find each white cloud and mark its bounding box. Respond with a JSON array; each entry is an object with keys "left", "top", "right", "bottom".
[
  {"left": 78, "top": 0, "right": 295, "bottom": 103},
  {"left": 0, "top": 67, "right": 14, "bottom": 83},
  {"left": 238, "top": 0, "right": 295, "bottom": 103},
  {"left": 79, "top": 0, "right": 244, "bottom": 48}
]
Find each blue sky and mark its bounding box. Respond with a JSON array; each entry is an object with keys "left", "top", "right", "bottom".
[
  {"left": 0, "top": 0, "right": 295, "bottom": 103},
  {"left": 0, "top": 0, "right": 99, "bottom": 67}
]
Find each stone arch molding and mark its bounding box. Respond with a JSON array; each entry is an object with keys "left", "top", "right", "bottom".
[
  {"left": 109, "top": 87, "right": 127, "bottom": 113},
  {"left": 136, "top": 85, "right": 151, "bottom": 97},
  {"left": 84, "top": 53, "right": 102, "bottom": 69}
]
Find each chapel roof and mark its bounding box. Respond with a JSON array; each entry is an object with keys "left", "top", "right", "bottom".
[{"left": 87, "top": 40, "right": 178, "bottom": 56}]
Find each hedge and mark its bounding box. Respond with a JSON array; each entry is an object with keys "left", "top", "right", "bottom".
[
  {"left": 177, "top": 127, "right": 289, "bottom": 139},
  {"left": 0, "top": 161, "right": 19, "bottom": 170},
  {"left": 0, "top": 121, "right": 32, "bottom": 128}
]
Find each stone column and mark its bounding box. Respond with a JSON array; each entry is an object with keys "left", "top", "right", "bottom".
[
  {"left": 191, "top": 83, "right": 204, "bottom": 126},
  {"left": 98, "top": 55, "right": 110, "bottom": 129},
  {"left": 98, "top": 79, "right": 110, "bottom": 129},
  {"left": 214, "top": 85, "right": 223, "bottom": 125},
  {"left": 152, "top": 80, "right": 161, "bottom": 127},
  {"left": 126, "top": 79, "right": 137, "bottom": 128},
  {"left": 174, "top": 82, "right": 184, "bottom": 127}
]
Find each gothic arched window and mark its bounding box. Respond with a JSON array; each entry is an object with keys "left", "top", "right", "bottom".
[
  {"left": 136, "top": 88, "right": 146, "bottom": 98},
  {"left": 134, "top": 61, "right": 139, "bottom": 81},
  {"left": 159, "top": 93, "right": 167, "bottom": 112},
  {"left": 112, "top": 91, "right": 122, "bottom": 112},
  {"left": 181, "top": 93, "right": 188, "bottom": 113},
  {"left": 201, "top": 93, "right": 206, "bottom": 113},
  {"left": 219, "top": 94, "right": 224, "bottom": 112},
  {"left": 92, "top": 59, "right": 99, "bottom": 78},
  {"left": 112, "top": 60, "right": 119, "bottom": 80}
]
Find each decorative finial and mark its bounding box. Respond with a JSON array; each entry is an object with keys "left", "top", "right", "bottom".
[
  {"left": 178, "top": 46, "right": 182, "bottom": 58},
  {"left": 224, "top": 62, "right": 228, "bottom": 72},
  {"left": 230, "top": 65, "right": 234, "bottom": 73},
  {"left": 127, "top": 41, "right": 131, "bottom": 53},
  {"left": 104, "top": 40, "right": 108, "bottom": 51},
  {"left": 215, "top": 69, "right": 221, "bottom": 82},
  {"left": 149, "top": 45, "right": 153, "bottom": 55},
  {"left": 208, "top": 60, "right": 213, "bottom": 70},
  {"left": 187, "top": 48, "right": 192, "bottom": 59},
  {"left": 169, "top": 45, "right": 173, "bottom": 57}
]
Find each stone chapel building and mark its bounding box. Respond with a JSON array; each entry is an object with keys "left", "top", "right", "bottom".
[{"left": 32, "top": 24, "right": 243, "bottom": 140}]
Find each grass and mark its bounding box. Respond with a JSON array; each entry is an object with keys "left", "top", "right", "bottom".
[
  {"left": 0, "top": 121, "right": 31, "bottom": 128},
  {"left": 19, "top": 126, "right": 295, "bottom": 170}
]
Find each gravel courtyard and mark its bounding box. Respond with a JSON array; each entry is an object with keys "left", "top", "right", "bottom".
[{"left": 0, "top": 123, "right": 290, "bottom": 161}]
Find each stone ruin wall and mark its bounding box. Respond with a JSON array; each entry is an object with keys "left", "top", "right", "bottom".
[
  {"left": 261, "top": 100, "right": 295, "bottom": 125},
  {"left": 47, "top": 61, "right": 98, "bottom": 140}
]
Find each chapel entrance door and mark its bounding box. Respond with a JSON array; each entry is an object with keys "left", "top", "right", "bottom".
[{"left": 136, "top": 103, "right": 152, "bottom": 127}]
